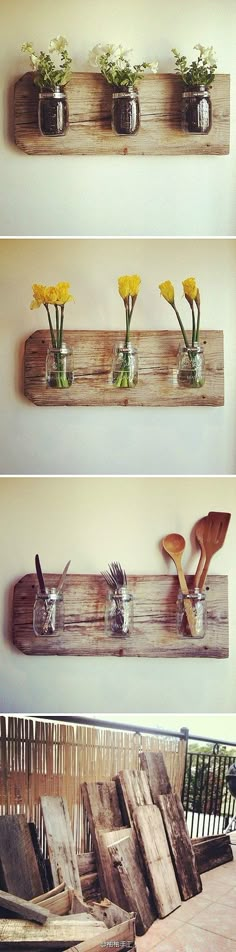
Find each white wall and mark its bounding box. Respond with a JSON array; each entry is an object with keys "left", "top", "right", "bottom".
[
  {"left": 0, "top": 475, "right": 235, "bottom": 714},
  {"left": 1, "top": 0, "right": 236, "bottom": 237},
  {"left": 1, "top": 237, "right": 236, "bottom": 476}
]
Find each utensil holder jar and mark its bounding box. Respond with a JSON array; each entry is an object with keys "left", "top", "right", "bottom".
[
  {"left": 176, "top": 589, "right": 206, "bottom": 639},
  {"left": 105, "top": 587, "right": 134, "bottom": 636},
  {"left": 33, "top": 588, "right": 64, "bottom": 637}
]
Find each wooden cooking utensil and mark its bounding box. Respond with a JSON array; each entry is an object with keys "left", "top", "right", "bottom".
[
  {"left": 162, "top": 533, "right": 196, "bottom": 636},
  {"left": 198, "top": 511, "right": 231, "bottom": 591},
  {"left": 194, "top": 515, "right": 208, "bottom": 589}
]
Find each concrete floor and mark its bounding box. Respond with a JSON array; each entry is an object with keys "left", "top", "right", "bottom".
[{"left": 136, "top": 839, "right": 236, "bottom": 952}]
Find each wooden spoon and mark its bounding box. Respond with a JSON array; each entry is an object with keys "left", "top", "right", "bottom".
[
  {"left": 162, "top": 533, "right": 196, "bottom": 636},
  {"left": 198, "top": 511, "right": 231, "bottom": 590},
  {"left": 194, "top": 516, "right": 208, "bottom": 589}
]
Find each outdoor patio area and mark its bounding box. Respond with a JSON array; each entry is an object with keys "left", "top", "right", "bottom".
[{"left": 136, "top": 836, "right": 236, "bottom": 951}]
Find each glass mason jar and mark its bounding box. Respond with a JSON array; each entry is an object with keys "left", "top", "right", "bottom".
[
  {"left": 105, "top": 587, "right": 134, "bottom": 636},
  {"left": 46, "top": 344, "right": 74, "bottom": 389},
  {"left": 181, "top": 85, "right": 212, "bottom": 134},
  {"left": 38, "top": 86, "right": 69, "bottom": 136},
  {"left": 112, "top": 86, "right": 140, "bottom": 135},
  {"left": 112, "top": 342, "right": 138, "bottom": 388},
  {"left": 33, "top": 588, "right": 64, "bottom": 637},
  {"left": 177, "top": 344, "right": 205, "bottom": 389},
  {"left": 176, "top": 589, "right": 206, "bottom": 639}
]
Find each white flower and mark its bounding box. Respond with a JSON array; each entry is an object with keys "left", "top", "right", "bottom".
[
  {"left": 48, "top": 35, "right": 68, "bottom": 53},
  {"left": 194, "top": 44, "right": 217, "bottom": 66},
  {"left": 30, "top": 53, "right": 39, "bottom": 69},
  {"left": 149, "top": 61, "right": 159, "bottom": 73},
  {"left": 21, "top": 41, "right": 34, "bottom": 54}
]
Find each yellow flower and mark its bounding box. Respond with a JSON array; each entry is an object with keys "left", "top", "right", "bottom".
[
  {"left": 55, "top": 282, "right": 74, "bottom": 305},
  {"left": 30, "top": 283, "right": 47, "bottom": 309},
  {"left": 44, "top": 285, "right": 59, "bottom": 304},
  {"left": 118, "top": 274, "right": 141, "bottom": 300},
  {"left": 159, "top": 281, "right": 175, "bottom": 305},
  {"left": 182, "top": 277, "right": 198, "bottom": 301}
]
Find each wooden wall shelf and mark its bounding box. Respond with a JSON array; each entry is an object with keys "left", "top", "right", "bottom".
[
  {"left": 14, "top": 73, "right": 230, "bottom": 156},
  {"left": 12, "top": 574, "right": 228, "bottom": 658},
  {"left": 24, "top": 330, "right": 224, "bottom": 407}
]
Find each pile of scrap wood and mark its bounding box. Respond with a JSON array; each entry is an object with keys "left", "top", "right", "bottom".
[
  {"left": 0, "top": 751, "right": 233, "bottom": 948},
  {"left": 0, "top": 799, "right": 135, "bottom": 951}
]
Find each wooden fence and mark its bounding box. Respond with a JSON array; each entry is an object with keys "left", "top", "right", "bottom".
[{"left": 0, "top": 717, "right": 187, "bottom": 853}]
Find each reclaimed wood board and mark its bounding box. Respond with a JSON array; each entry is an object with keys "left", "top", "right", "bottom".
[
  {"left": 24, "top": 330, "right": 224, "bottom": 408},
  {"left": 12, "top": 573, "right": 229, "bottom": 659},
  {"left": 14, "top": 72, "right": 230, "bottom": 156},
  {"left": 114, "top": 770, "right": 153, "bottom": 826},
  {"left": 0, "top": 815, "right": 43, "bottom": 900},
  {"left": 108, "top": 832, "right": 156, "bottom": 934},
  {"left": 0, "top": 916, "right": 108, "bottom": 949},
  {"left": 140, "top": 751, "right": 173, "bottom": 796},
  {"left": 0, "top": 890, "right": 49, "bottom": 924},
  {"left": 81, "top": 784, "right": 125, "bottom": 897},
  {"left": 32, "top": 884, "right": 72, "bottom": 917},
  {"left": 133, "top": 805, "right": 181, "bottom": 917},
  {"left": 66, "top": 918, "right": 136, "bottom": 952},
  {"left": 192, "top": 834, "right": 233, "bottom": 873},
  {"left": 41, "top": 796, "right": 82, "bottom": 895}
]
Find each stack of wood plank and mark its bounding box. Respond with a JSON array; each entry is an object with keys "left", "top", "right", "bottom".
[{"left": 0, "top": 800, "right": 135, "bottom": 952}]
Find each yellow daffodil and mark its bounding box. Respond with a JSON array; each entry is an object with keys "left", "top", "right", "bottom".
[
  {"left": 30, "top": 283, "right": 47, "bottom": 308},
  {"left": 159, "top": 281, "right": 175, "bottom": 305},
  {"left": 55, "top": 282, "right": 74, "bottom": 305},
  {"left": 118, "top": 274, "right": 141, "bottom": 300},
  {"left": 182, "top": 277, "right": 198, "bottom": 301}
]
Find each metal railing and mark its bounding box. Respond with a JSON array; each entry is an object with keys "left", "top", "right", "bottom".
[{"left": 183, "top": 747, "right": 236, "bottom": 837}]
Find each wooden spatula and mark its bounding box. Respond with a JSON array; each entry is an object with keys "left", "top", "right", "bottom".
[
  {"left": 194, "top": 516, "right": 208, "bottom": 589},
  {"left": 198, "top": 511, "right": 231, "bottom": 590},
  {"left": 162, "top": 533, "right": 196, "bottom": 636}
]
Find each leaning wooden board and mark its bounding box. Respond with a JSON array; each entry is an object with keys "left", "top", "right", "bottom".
[
  {"left": 133, "top": 805, "right": 181, "bottom": 917},
  {"left": 140, "top": 752, "right": 202, "bottom": 899},
  {"left": 41, "top": 796, "right": 82, "bottom": 894},
  {"left": 108, "top": 832, "right": 156, "bottom": 934},
  {"left": 114, "top": 770, "right": 153, "bottom": 826},
  {"left": 12, "top": 574, "right": 229, "bottom": 659},
  {"left": 24, "top": 330, "right": 224, "bottom": 407},
  {"left": 81, "top": 782, "right": 125, "bottom": 898},
  {"left": 0, "top": 890, "right": 49, "bottom": 924},
  {"left": 14, "top": 72, "right": 230, "bottom": 156},
  {"left": 0, "top": 916, "right": 108, "bottom": 949},
  {"left": 0, "top": 815, "right": 43, "bottom": 900}
]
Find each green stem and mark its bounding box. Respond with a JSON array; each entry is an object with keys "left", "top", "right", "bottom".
[
  {"left": 59, "top": 304, "right": 65, "bottom": 348},
  {"left": 124, "top": 300, "right": 130, "bottom": 347},
  {"left": 55, "top": 305, "right": 60, "bottom": 349},
  {"left": 191, "top": 303, "right": 196, "bottom": 347},
  {"left": 173, "top": 304, "right": 190, "bottom": 349},
  {"left": 45, "top": 304, "right": 56, "bottom": 349},
  {"left": 196, "top": 303, "right": 201, "bottom": 342}
]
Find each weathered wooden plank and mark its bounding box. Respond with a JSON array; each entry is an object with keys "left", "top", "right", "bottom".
[
  {"left": 72, "top": 893, "right": 134, "bottom": 929},
  {"left": 0, "top": 890, "right": 49, "bottom": 924},
  {"left": 32, "top": 885, "right": 72, "bottom": 917},
  {"left": 41, "top": 797, "right": 82, "bottom": 895},
  {"left": 0, "top": 816, "right": 43, "bottom": 900},
  {"left": 78, "top": 857, "right": 96, "bottom": 878},
  {"left": 192, "top": 834, "right": 233, "bottom": 873},
  {"left": 81, "top": 784, "right": 124, "bottom": 897},
  {"left": 140, "top": 752, "right": 202, "bottom": 899},
  {"left": 65, "top": 918, "right": 136, "bottom": 952},
  {"left": 0, "top": 916, "right": 108, "bottom": 949},
  {"left": 80, "top": 875, "right": 100, "bottom": 904},
  {"left": 14, "top": 72, "right": 230, "bottom": 156},
  {"left": 12, "top": 573, "right": 229, "bottom": 659},
  {"left": 24, "top": 330, "right": 224, "bottom": 408},
  {"left": 133, "top": 806, "right": 181, "bottom": 917},
  {"left": 114, "top": 770, "right": 153, "bottom": 826},
  {"left": 108, "top": 832, "right": 156, "bottom": 935},
  {"left": 28, "top": 822, "right": 50, "bottom": 893}
]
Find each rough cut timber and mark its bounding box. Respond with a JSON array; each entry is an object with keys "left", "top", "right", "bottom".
[
  {"left": 65, "top": 917, "right": 136, "bottom": 952},
  {"left": 140, "top": 753, "right": 202, "bottom": 899},
  {"left": 95, "top": 830, "right": 131, "bottom": 904},
  {"left": 28, "top": 821, "right": 51, "bottom": 893},
  {"left": 41, "top": 796, "right": 82, "bottom": 894},
  {"left": 0, "top": 815, "right": 43, "bottom": 900},
  {"left": 13, "top": 573, "right": 229, "bottom": 660},
  {"left": 24, "top": 329, "right": 224, "bottom": 408},
  {"left": 32, "top": 883, "right": 72, "bottom": 917},
  {"left": 192, "top": 834, "right": 233, "bottom": 873},
  {"left": 0, "top": 890, "right": 49, "bottom": 924},
  {"left": 81, "top": 783, "right": 125, "bottom": 897},
  {"left": 108, "top": 831, "right": 156, "bottom": 935},
  {"left": 14, "top": 72, "right": 230, "bottom": 156},
  {"left": 72, "top": 894, "right": 134, "bottom": 929},
  {"left": 114, "top": 770, "right": 153, "bottom": 826},
  {"left": 0, "top": 916, "right": 108, "bottom": 949},
  {"left": 133, "top": 805, "right": 181, "bottom": 917}
]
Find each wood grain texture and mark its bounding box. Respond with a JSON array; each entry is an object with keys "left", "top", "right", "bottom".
[
  {"left": 192, "top": 834, "right": 233, "bottom": 873},
  {"left": 154, "top": 793, "right": 202, "bottom": 900},
  {"left": 108, "top": 833, "right": 156, "bottom": 935},
  {"left": 40, "top": 796, "right": 82, "bottom": 894},
  {"left": 114, "top": 770, "right": 153, "bottom": 827},
  {"left": 133, "top": 805, "right": 181, "bottom": 917},
  {"left": 0, "top": 916, "right": 108, "bottom": 949},
  {"left": 14, "top": 72, "right": 230, "bottom": 156},
  {"left": 12, "top": 573, "right": 229, "bottom": 658},
  {"left": 0, "top": 890, "right": 49, "bottom": 924},
  {"left": 66, "top": 918, "right": 135, "bottom": 952},
  {"left": 140, "top": 752, "right": 171, "bottom": 795},
  {"left": 81, "top": 783, "right": 124, "bottom": 898},
  {"left": 0, "top": 815, "right": 43, "bottom": 900},
  {"left": 24, "top": 330, "right": 224, "bottom": 408}
]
